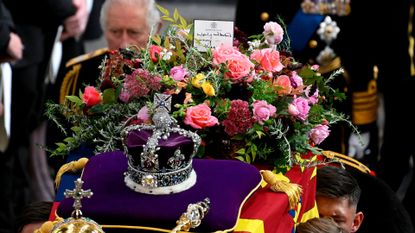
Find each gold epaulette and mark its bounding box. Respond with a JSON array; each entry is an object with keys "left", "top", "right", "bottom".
[
  {"left": 318, "top": 57, "right": 342, "bottom": 75},
  {"left": 321, "top": 151, "right": 372, "bottom": 175},
  {"left": 352, "top": 79, "right": 378, "bottom": 125},
  {"left": 65, "top": 48, "right": 109, "bottom": 68},
  {"left": 60, "top": 64, "right": 81, "bottom": 104}
]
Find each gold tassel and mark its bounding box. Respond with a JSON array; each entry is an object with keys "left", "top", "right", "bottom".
[
  {"left": 55, "top": 158, "right": 89, "bottom": 189},
  {"left": 261, "top": 170, "right": 303, "bottom": 209}
]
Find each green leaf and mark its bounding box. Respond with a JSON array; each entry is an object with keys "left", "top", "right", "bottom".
[
  {"left": 235, "top": 148, "right": 245, "bottom": 155},
  {"left": 102, "top": 88, "right": 116, "bottom": 104},
  {"left": 63, "top": 137, "right": 75, "bottom": 143},
  {"left": 256, "top": 130, "right": 265, "bottom": 138},
  {"left": 246, "top": 154, "right": 251, "bottom": 163},
  {"left": 66, "top": 96, "right": 83, "bottom": 105},
  {"left": 89, "top": 104, "right": 105, "bottom": 114},
  {"left": 175, "top": 41, "right": 186, "bottom": 63},
  {"left": 163, "top": 36, "right": 171, "bottom": 49},
  {"left": 55, "top": 142, "right": 66, "bottom": 147},
  {"left": 173, "top": 8, "right": 179, "bottom": 22},
  {"left": 161, "top": 16, "right": 174, "bottom": 23},
  {"left": 251, "top": 144, "right": 257, "bottom": 161},
  {"left": 179, "top": 15, "right": 187, "bottom": 28},
  {"left": 152, "top": 35, "right": 161, "bottom": 45},
  {"left": 156, "top": 4, "right": 169, "bottom": 17},
  {"left": 71, "top": 126, "right": 81, "bottom": 133},
  {"left": 232, "top": 134, "right": 244, "bottom": 140},
  {"left": 235, "top": 156, "right": 245, "bottom": 162}
]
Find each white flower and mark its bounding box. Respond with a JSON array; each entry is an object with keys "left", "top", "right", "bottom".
[
  {"left": 248, "top": 39, "right": 261, "bottom": 51},
  {"left": 160, "top": 48, "right": 173, "bottom": 60}
]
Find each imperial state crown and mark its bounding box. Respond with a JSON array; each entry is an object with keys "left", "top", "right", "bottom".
[{"left": 122, "top": 93, "right": 201, "bottom": 195}]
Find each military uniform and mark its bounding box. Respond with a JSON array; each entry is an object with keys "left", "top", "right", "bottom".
[
  {"left": 375, "top": 0, "right": 415, "bottom": 224},
  {"left": 59, "top": 48, "right": 109, "bottom": 104},
  {"left": 235, "top": 0, "right": 379, "bottom": 165}
]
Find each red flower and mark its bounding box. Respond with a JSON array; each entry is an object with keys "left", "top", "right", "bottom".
[
  {"left": 149, "top": 45, "right": 162, "bottom": 63},
  {"left": 83, "top": 86, "right": 102, "bottom": 107}
]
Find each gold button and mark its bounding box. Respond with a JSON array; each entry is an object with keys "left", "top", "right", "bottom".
[
  {"left": 309, "top": 40, "right": 318, "bottom": 49},
  {"left": 260, "top": 12, "right": 269, "bottom": 21}
]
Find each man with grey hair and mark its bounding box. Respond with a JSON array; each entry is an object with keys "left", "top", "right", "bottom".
[
  {"left": 58, "top": 0, "right": 161, "bottom": 102},
  {"left": 101, "top": 0, "right": 161, "bottom": 49}
]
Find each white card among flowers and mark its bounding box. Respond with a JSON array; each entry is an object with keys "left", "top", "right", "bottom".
[{"left": 193, "top": 20, "right": 234, "bottom": 52}]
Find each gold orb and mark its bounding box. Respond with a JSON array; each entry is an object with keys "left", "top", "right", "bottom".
[{"left": 51, "top": 218, "right": 105, "bottom": 233}]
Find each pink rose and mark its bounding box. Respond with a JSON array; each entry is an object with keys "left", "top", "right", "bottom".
[
  {"left": 290, "top": 71, "right": 303, "bottom": 88},
  {"left": 263, "top": 21, "right": 284, "bottom": 45},
  {"left": 83, "top": 86, "right": 102, "bottom": 107},
  {"left": 250, "top": 48, "right": 284, "bottom": 73},
  {"left": 274, "top": 75, "right": 292, "bottom": 95},
  {"left": 309, "top": 124, "right": 330, "bottom": 145},
  {"left": 170, "top": 65, "right": 188, "bottom": 81},
  {"left": 137, "top": 106, "right": 151, "bottom": 123},
  {"left": 149, "top": 45, "right": 162, "bottom": 63},
  {"left": 184, "top": 104, "right": 218, "bottom": 129},
  {"left": 212, "top": 44, "right": 242, "bottom": 65},
  {"left": 311, "top": 64, "right": 319, "bottom": 71},
  {"left": 225, "top": 54, "right": 254, "bottom": 82},
  {"left": 305, "top": 86, "right": 319, "bottom": 105},
  {"left": 252, "top": 100, "right": 276, "bottom": 124},
  {"left": 288, "top": 97, "right": 310, "bottom": 121}
]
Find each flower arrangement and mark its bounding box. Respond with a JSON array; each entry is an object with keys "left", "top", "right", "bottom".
[{"left": 46, "top": 7, "right": 352, "bottom": 170}]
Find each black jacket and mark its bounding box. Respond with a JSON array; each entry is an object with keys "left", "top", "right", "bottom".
[
  {"left": 0, "top": 0, "right": 13, "bottom": 56},
  {"left": 3, "top": 0, "right": 76, "bottom": 68}
]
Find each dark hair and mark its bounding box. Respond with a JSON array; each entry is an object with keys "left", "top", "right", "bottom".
[
  {"left": 15, "top": 201, "right": 53, "bottom": 233},
  {"left": 296, "top": 217, "right": 346, "bottom": 233},
  {"left": 316, "top": 166, "right": 361, "bottom": 207}
]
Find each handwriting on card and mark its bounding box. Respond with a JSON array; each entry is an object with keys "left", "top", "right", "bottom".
[{"left": 193, "top": 20, "right": 234, "bottom": 52}]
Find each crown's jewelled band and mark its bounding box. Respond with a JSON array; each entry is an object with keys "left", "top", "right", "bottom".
[{"left": 126, "top": 161, "right": 193, "bottom": 188}]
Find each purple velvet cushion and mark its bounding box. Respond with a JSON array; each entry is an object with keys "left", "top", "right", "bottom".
[{"left": 57, "top": 151, "right": 261, "bottom": 232}]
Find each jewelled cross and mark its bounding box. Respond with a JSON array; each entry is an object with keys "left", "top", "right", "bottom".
[
  {"left": 154, "top": 93, "right": 172, "bottom": 112},
  {"left": 64, "top": 178, "right": 93, "bottom": 219},
  {"left": 152, "top": 93, "right": 174, "bottom": 131}
]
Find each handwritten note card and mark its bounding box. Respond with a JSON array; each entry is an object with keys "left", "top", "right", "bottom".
[{"left": 193, "top": 20, "right": 234, "bottom": 52}]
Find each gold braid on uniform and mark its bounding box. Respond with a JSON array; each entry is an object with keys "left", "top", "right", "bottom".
[
  {"left": 60, "top": 64, "right": 81, "bottom": 104},
  {"left": 321, "top": 150, "right": 372, "bottom": 174},
  {"left": 318, "top": 57, "right": 342, "bottom": 75},
  {"left": 352, "top": 66, "right": 378, "bottom": 125}
]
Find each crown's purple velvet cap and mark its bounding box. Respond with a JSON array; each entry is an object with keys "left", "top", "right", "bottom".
[
  {"left": 125, "top": 129, "right": 194, "bottom": 168},
  {"left": 57, "top": 151, "right": 261, "bottom": 231}
]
